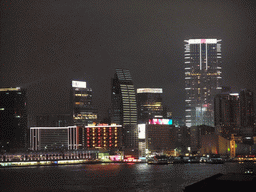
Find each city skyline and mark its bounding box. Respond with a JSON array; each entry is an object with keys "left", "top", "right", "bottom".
[{"left": 1, "top": 0, "right": 256, "bottom": 120}]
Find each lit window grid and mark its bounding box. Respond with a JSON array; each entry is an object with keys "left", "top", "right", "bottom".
[{"left": 84, "top": 126, "right": 121, "bottom": 149}]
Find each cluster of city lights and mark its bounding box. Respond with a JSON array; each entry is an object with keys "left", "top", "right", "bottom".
[{"left": 86, "top": 126, "right": 119, "bottom": 148}]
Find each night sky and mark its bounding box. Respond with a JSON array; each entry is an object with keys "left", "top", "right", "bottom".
[{"left": 1, "top": 0, "right": 256, "bottom": 121}]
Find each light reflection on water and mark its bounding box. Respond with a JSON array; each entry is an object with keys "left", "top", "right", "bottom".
[{"left": 1, "top": 162, "right": 255, "bottom": 192}]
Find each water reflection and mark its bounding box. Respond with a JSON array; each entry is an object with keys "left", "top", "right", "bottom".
[{"left": 1, "top": 162, "right": 255, "bottom": 192}]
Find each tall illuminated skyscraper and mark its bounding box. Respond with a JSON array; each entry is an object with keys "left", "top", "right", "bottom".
[
  {"left": 184, "top": 39, "right": 222, "bottom": 127},
  {"left": 111, "top": 69, "right": 138, "bottom": 156},
  {"left": 111, "top": 69, "right": 137, "bottom": 125}
]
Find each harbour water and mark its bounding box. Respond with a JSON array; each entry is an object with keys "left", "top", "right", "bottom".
[{"left": 1, "top": 162, "right": 254, "bottom": 192}]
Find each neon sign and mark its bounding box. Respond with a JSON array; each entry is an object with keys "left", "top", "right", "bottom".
[{"left": 149, "top": 119, "right": 172, "bottom": 125}]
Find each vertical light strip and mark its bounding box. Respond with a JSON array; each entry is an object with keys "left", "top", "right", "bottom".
[
  {"left": 200, "top": 43, "right": 202, "bottom": 70},
  {"left": 35, "top": 129, "right": 37, "bottom": 151},
  {"left": 30, "top": 128, "right": 32, "bottom": 150},
  {"left": 206, "top": 43, "right": 208, "bottom": 70},
  {"left": 73, "top": 128, "right": 75, "bottom": 150},
  {"left": 68, "top": 128, "right": 70, "bottom": 150},
  {"left": 38, "top": 129, "right": 40, "bottom": 151}
]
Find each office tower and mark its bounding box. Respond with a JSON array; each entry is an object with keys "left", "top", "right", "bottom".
[
  {"left": 184, "top": 39, "right": 222, "bottom": 127},
  {"left": 240, "top": 89, "right": 254, "bottom": 127},
  {"left": 214, "top": 93, "right": 240, "bottom": 128},
  {"left": 240, "top": 89, "right": 254, "bottom": 145},
  {"left": 111, "top": 69, "right": 138, "bottom": 156},
  {"left": 71, "top": 80, "right": 97, "bottom": 126},
  {"left": 137, "top": 88, "right": 163, "bottom": 123},
  {"left": 111, "top": 69, "right": 137, "bottom": 125},
  {"left": 0, "top": 87, "right": 27, "bottom": 151}
]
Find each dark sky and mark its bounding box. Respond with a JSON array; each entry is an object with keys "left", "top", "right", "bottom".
[{"left": 1, "top": 0, "right": 256, "bottom": 120}]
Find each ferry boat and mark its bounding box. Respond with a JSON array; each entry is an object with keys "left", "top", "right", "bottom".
[
  {"left": 147, "top": 155, "right": 168, "bottom": 164},
  {"left": 207, "top": 154, "right": 224, "bottom": 164}
]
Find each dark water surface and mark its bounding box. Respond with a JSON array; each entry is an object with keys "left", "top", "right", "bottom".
[{"left": 0, "top": 162, "right": 254, "bottom": 192}]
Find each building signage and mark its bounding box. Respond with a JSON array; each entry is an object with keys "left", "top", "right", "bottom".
[
  {"left": 149, "top": 119, "right": 172, "bottom": 125},
  {"left": 138, "top": 124, "right": 146, "bottom": 139},
  {"left": 72, "top": 81, "right": 86, "bottom": 88},
  {"left": 187, "top": 39, "right": 217, "bottom": 44},
  {"left": 137, "top": 88, "right": 163, "bottom": 94}
]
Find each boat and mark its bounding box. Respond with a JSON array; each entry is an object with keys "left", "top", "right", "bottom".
[
  {"left": 207, "top": 154, "right": 224, "bottom": 164},
  {"left": 147, "top": 155, "right": 168, "bottom": 164}
]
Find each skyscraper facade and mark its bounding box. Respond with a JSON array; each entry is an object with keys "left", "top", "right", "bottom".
[
  {"left": 184, "top": 39, "right": 222, "bottom": 127},
  {"left": 111, "top": 69, "right": 137, "bottom": 125},
  {"left": 0, "top": 87, "right": 27, "bottom": 151},
  {"left": 214, "top": 93, "right": 240, "bottom": 127},
  {"left": 71, "top": 80, "right": 97, "bottom": 126},
  {"left": 240, "top": 89, "right": 254, "bottom": 128},
  {"left": 111, "top": 69, "right": 138, "bottom": 156},
  {"left": 137, "top": 88, "right": 163, "bottom": 123},
  {"left": 214, "top": 93, "right": 240, "bottom": 137}
]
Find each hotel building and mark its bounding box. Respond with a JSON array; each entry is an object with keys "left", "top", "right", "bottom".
[
  {"left": 30, "top": 124, "right": 122, "bottom": 151},
  {"left": 184, "top": 39, "right": 222, "bottom": 127}
]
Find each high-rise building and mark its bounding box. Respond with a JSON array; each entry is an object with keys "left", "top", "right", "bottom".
[
  {"left": 111, "top": 69, "right": 138, "bottom": 156},
  {"left": 0, "top": 87, "right": 27, "bottom": 151},
  {"left": 239, "top": 89, "right": 254, "bottom": 145},
  {"left": 184, "top": 39, "right": 222, "bottom": 127},
  {"left": 240, "top": 89, "right": 254, "bottom": 128},
  {"left": 111, "top": 69, "right": 137, "bottom": 125},
  {"left": 137, "top": 88, "right": 163, "bottom": 123},
  {"left": 214, "top": 93, "right": 240, "bottom": 128},
  {"left": 71, "top": 80, "right": 97, "bottom": 126}
]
